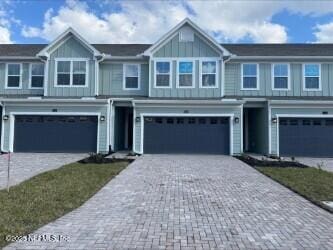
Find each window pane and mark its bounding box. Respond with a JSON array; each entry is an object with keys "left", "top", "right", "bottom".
[
  {"left": 243, "top": 64, "right": 257, "bottom": 76},
  {"left": 156, "top": 62, "right": 170, "bottom": 74},
  {"left": 126, "top": 65, "right": 138, "bottom": 77},
  {"left": 73, "top": 61, "right": 86, "bottom": 73},
  {"left": 73, "top": 74, "right": 85, "bottom": 86},
  {"left": 31, "top": 63, "right": 44, "bottom": 75},
  {"left": 126, "top": 77, "right": 138, "bottom": 88},
  {"left": 179, "top": 75, "right": 192, "bottom": 86},
  {"left": 202, "top": 61, "right": 216, "bottom": 74},
  {"left": 305, "top": 77, "right": 319, "bottom": 89},
  {"left": 57, "top": 61, "right": 70, "bottom": 73},
  {"left": 202, "top": 74, "right": 216, "bottom": 86},
  {"left": 31, "top": 76, "right": 44, "bottom": 88},
  {"left": 243, "top": 77, "right": 257, "bottom": 89},
  {"left": 179, "top": 62, "right": 193, "bottom": 74},
  {"left": 274, "top": 77, "right": 288, "bottom": 89},
  {"left": 57, "top": 74, "right": 70, "bottom": 85},
  {"left": 8, "top": 64, "right": 20, "bottom": 75},
  {"left": 156, "top": 75, "right": 170, "bottom": 87},
  {"left": 305, "top": 64, "right": 319, "bottom": 76},
  {"left": 7, "top": 76, "right": 20, "bottom": 87},
  {"left": 274, "top": 64, "right": 288, "bottom": 76}
]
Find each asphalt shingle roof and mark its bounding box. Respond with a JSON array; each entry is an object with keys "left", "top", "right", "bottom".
[{"left": 1, "top": 43, "right": 333, "bottom": 57}]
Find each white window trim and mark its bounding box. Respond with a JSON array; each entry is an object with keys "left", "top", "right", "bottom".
[
  {"left": 29, "top": 63, "right": 45, "bottom": 89},
  {"left": 241, "top": 63, "right": 259, "bottom": 91},
  {"left": 5, "top": 63, "right": 22, "bottom": 89},
  {"left": 54, "top": 58, "right": 89, "bottom": 88},
  {"left": 154, "top": 60, "right": 172, "bottom": 89},
  {"left": 199, "top": 59, "right": 218, "bottom": 88},
  {"left": 303, "top": 63, "right": 322, "bottom": 91},
  {"left": 271, "top": 63, "right": 290, "bottom": 91},
  {"left": 176, "top": 59, "right": 195, "bottom": 88},
  {"left": 123, "top": 63, "right": 141, "bottom": 90}
]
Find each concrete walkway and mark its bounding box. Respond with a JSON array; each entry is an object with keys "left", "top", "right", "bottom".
[
  {"left": 5, "top": 155, "right": 333, "bottom": 249},
  {"left": 0, "top": 153, "right": 87, "bottom": 189}
]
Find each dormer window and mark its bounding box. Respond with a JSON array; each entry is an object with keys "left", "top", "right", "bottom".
[
  {"left": 179, "top": 27, "right": 194, "bottom": 42},
  {"left": 55, "top": 59, "right": 88, "bottom": 87}
]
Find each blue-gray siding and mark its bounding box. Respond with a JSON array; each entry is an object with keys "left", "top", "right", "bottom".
[
  {"left": 47, "top": 36, "right": 96, "bottom": 97},
  {"left": 133, "top": 105, "right": 242, "bottom": 155},
  {"left": 2, "top": 104, "right": 109, "bottom": 153},
  {"left": 153, "top": 27, "right": 220, "bottom": 58},
  {"left": 0, "top": 62, "right": 44, "bottom": 96},
  {"left": 225, "top": 63, "right": 333, "bottom": 97},
  {"left": 150, "top": 60, "right": 222, "bottom": 98},
  {"left": 99, "top": 63, "right": 149, "bottom": 96}
]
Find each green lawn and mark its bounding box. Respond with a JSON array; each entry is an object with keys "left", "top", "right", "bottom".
[
  {"left": 0, "top": 161, "right": 128, "bottom": 248},
  {"left": 256, "top": 167, "right": 333, "bottom": 203}
]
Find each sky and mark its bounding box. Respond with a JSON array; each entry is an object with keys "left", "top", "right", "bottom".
[{"left": 1, "top": 0, "right": 333, "bottom": 44}]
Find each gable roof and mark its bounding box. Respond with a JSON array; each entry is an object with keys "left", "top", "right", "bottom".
[
  {"left": 37, "top": 27, "right": 102, "bottom": 57},
  {"left": 2, "top": 43, "right": 333, "bottom": 58},
  {"left": 143, "top": 18, "right": 231, "bottom": 56}
]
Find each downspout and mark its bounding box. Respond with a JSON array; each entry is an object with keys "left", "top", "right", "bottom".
[
  {"left": 95, "top": 53, "right": 106, "bottom": 96},
  {"left": 107, "top": 98, "right": 113, "bottom": 153},
  {"left": 39, "top": 56, "right": 49, "bottom": 97},
  {"left": 0, "top": 101, "right": 5, "bottom": 153},
  {"left": 221, "top": 54, "right": 234, "bottom": 99}
]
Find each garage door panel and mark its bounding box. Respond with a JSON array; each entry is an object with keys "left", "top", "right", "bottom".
[
  {"left": 144, "top": 117, "right": 230, "bottom": 154},
  {"left": 14, "top": 115, "right": 98, "bottom": 153},
  {"left": 279, "top": 118, "right": 333, "bottom": 157}
]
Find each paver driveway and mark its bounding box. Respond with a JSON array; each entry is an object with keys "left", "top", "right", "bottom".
[
  {"left": 0, "top": 153, "right": 87, "bottom": 189},
  {"left": 5, "top": 155, "right": 333, "bottom": 250}
]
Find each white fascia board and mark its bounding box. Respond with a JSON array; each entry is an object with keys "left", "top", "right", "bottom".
[
  {"left": 231, "top": 56, "right": 333, "bottom": 60},
  {"left": 143, "top": 18, "right": 231, "bottom": 57},
  {"left": 1, "top": 98, "right": 109, "bottom": 104},
  {"left": 37, "top": 27, "right": 101, "bottom": 57},
  {"left": 268, "top": 100, "right": 333, "bottom": 105},
  {"left": 133, "top": 99, "right": 244, "bottom": 105}
]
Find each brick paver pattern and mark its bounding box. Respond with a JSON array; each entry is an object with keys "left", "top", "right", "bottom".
[
  {"left": 0, "top": 153, "right": 87, "bottom": 189},
  {"left": 5, "top": 155, "right": 333, "bottom": 249}
]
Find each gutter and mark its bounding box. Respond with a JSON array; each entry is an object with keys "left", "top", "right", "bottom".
[
  {"left": 133, "top": 99, "right": 245, "bottom": 105},
  {"left": 269, "top": 100, "right": 333, "bottom": 105},
  {"left": 103, "top": 55, "right": 147, "bottom": 60},
  {"left": 0, "top": 98, "right": 109, "bottom": 104},
  {"left": 230, "top": 56, "right": 333, "bottom": 60}
]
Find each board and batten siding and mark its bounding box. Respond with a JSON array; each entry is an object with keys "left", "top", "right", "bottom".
[
  {"left": 153, "top": 30, "right": 220, "bottom": 58},
  {"left": 47, "top": 36, "right": 96, "bottom": 97},
  {"left": 270, "top": 107, "right": 333, "bottom": 155},
  {"left": 133, "top": 105, "right": 242, "bottom": 155},
  {"left": 0, "top": 62, "right": 44, "bottom": 96},
  {"left": 150, "top": 59, "right": 222, "bottom": 98},
  {"left": 99, "top": 63, "right": 149, "bottom": 96},
  {"left": 225, "top": 63, "right": 333, "bottom": 97},
  {"left": 2, "top": 104, "right": 109, "bottom": 153}
]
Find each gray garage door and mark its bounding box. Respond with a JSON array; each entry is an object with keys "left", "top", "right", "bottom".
[
  {"left": 279, "top": 118, "right": 333, "bottom": 157},
  {"left": 14, "top": 115, "right": 98, "bottom": 153},
  {"left": 144, "top": 117, "right": 230, "bottom": 154}
]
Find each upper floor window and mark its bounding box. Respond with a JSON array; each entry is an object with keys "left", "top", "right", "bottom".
[
  {"left": 242, "top": 63, "right": 258, "bottom": 90},
  {"left": 55, "top": 59, "right": 88, "bottom": 87},
  {"left": 155, "top": 61, "right": 171, "bottom": 88},
  {"left": 200, "top": 61, "right": 217, "bottom": 88},
  {"left": 30, "top": 63, "right": 44, "bottom": 89},
  {"left": 6, "top": 63, "right": 21, "bottom": 89},
  {"left": 304, "top": 64, "right": 321, "bottom": 91},
  {"left": 177, "top": 61, "right": 194, "bottom": 88},
  {"left": 123, "top": 64, "right": 140, "bottom": 90},
  {"left": 272, "top": 64, "right": 289, "bottom": 90}
]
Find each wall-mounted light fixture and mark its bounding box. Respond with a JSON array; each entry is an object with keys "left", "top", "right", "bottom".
[
  {"left": 234, "top": 117, "right": 240, "bottom": 123},
  {"left": 3, "top": 115, "right": 9, "bottom": 121},
  {"left": 135, "top": 117, "right": 141, "bottom": 123},
  {"left": 271, "top": 117, "right": 277, "bottom": 124},
  {"left": 322, "top": 111, "right": 328, "bottom": 115},
  {"left": 184, "top": 110, "right": 189, "bottom": 114},
  {"left": 100, "top": 116, "right": 106, "bottom": 122}
]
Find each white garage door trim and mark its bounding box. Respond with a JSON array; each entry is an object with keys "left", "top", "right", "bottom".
[{"left": 139, "top": 113, "right": 235, "bottom": 155}]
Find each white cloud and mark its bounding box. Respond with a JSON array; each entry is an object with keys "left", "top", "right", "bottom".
[
  {"left": 0, "top": 25, "right": 11, "bottom": 43},
  {"left": 19, "top": 0, "right": 333, "bottom": 44},
  {"left": 314, "top": 22, "right": 333, "bottom": 43}
]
